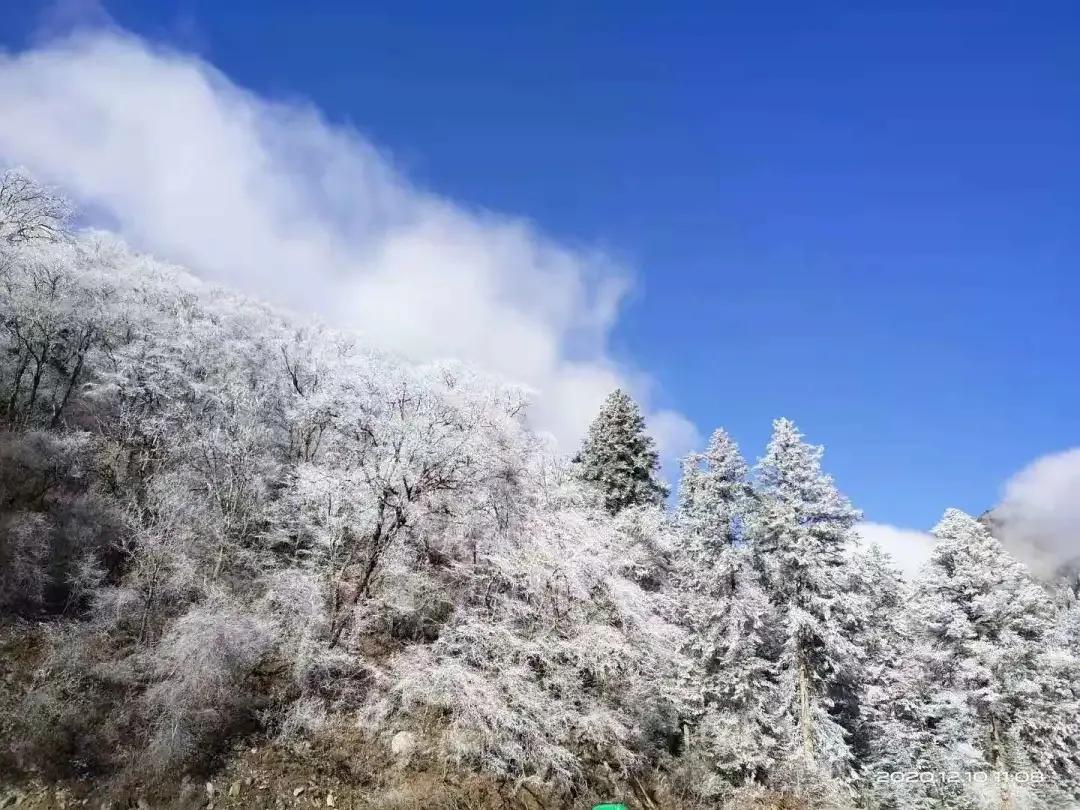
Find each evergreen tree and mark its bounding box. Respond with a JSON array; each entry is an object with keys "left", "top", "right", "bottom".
[
  {"left": 678, "top": 451, "right": 705, "bottom": 528},
  {"left": 909, "top": 508, "right": 1080, "bottom": 807},
  {"left": 848, "top": 544, "right": 935, "bottom": 809},
  {"left": 1057, "top": 597, "right": 1080, "bottom": 654},
  {"left": 574, "top": 388, "right": 668, "bottom": 514},
  {"left": 676, "top": 429, "right": 781, "bottom": 785},
  {"left": 678, "top": 427, "right": 750, "bottom": 541},
  {"left": 694, "top": 555, "right": 784, "bottom": 785},
  {"left": 677, "top": 429, "right": 751, "bottom": 613},
  {"left": 751, "top": 418, "right": 865, "bottom": 783}
]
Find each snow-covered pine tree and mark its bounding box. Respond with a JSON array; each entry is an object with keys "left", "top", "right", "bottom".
[
  {"left": 908, "top": 508, "right": 1080, "bottom": 808},
  {"left": 678, "top": 427, "right": 750, "bottom": 541},
  {"left": 678, "top": 451, "right": 705, "bottom": 529},
  {"left": 676, "top": 428, "right": 749, "bottom": 607},
  {"left": 1020, "top": 623, "right": 1080, "bottom": 807},
  {"left": 750, "top": 418, "right": 864, "bottom": 786},
  {"left": 1042, "top": 597, "right": 1080, "bottom": 793},
  {"left": 574, "top": 388, "right": 668, "bottom": 514},
  {"left": 694, "top": 564, "right": 784, "bottom": 788},
  {"left": 675, "top": 429, "right": 781, "bottom": 787},
  {"left": 1057, "top": 597, "right": 1080, "bottom": 654},
  {"left": 847, "top": 543, "right": 934, "bottom": 809}
]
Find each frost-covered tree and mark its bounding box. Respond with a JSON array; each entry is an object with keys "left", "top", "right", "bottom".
[
  {"left": 751, "top": 418, "right": 865, "bottom": 786},
  {"left": 908, "top": 508, "right": 1080, "bottom": 808},
  {"left": 847, "top": 544, "right": 935, "bottom": 809},
  {"left": 5, "top": 168, "right": 1080, "bottom": 807},
  {"left": 0, "top": 188, "right": 696, "bottom": 803},
  {"left": 0, "top": 241, "right": 118, "bottom": 429},
  {"left": 0, "top": 169, "right": 71, "bottom": 244},
  {"left": 669, "top": 427, "right": 790, "bottom": 803},
  {"left": 675, "top": 429, "right": 781, "bottom": 792},
  {"left": 575, "top": 388, "right": 668, "bottom": 514},
  {"left": 1057, "top": 598, "right": 1080, "bottom": 654},
  {"left": 678, "top": 427, "right": 750, "bottom": 542},
  {"left": 691, "top": 558, "right": 783, "bottom": 789},
  {"left": 675, "top": 428, "right": 750, "bottom": 663}
]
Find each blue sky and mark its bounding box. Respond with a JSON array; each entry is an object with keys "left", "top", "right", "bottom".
[{"left": 2, "top": 1, "right": 1077, "bottom": 531}]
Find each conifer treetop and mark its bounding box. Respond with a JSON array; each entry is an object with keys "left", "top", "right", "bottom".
[
  {"left": 575, "top": 388, "right": 668, "bottom": 514},
  {"left": 678, "top": 427, "right": 749, "bottom": 542},
  {"left": 756, "top": 417, "right": 860, "bottom": 529}
]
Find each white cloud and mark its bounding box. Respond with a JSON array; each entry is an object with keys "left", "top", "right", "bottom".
[
  {"left": 0, "top": 29, "right": 696, "bottom": 456},
  {"left": 992, "top": 447, "right": 1080, "bottom": 578},
  {"left": 856, "top": 522, "right": 935, "bottom": 580}
]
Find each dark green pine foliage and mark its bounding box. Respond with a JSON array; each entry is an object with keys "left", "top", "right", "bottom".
[{"left": 575, "top": 389, "right": 669, "bottom": 514}]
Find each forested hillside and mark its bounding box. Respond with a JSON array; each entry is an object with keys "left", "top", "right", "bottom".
[{"left": 1, "top": 171, "right": 1078, "bottom": 809}]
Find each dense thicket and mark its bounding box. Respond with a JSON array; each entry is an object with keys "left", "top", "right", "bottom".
[{"left": 1, "top": 171, "right": 1078, "bottom": 809}]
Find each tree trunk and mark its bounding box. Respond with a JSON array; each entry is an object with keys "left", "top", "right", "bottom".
[
  {"left": 991, "top": 716, "right": 1011, "bottom": 810},
  {"left": 328, "top": 520, "right": 386, "bottom": 648},
  {"left": 799, "top": 660, "right": 813, "bottom": 760},
  {"left": 138, "top": 559, "right": 162, "bottom": 645},
  {"left": 5, "top": 351, "right": 29, "bottom": 422},
  {"left": 328, "top": 506, "right": 407, "bottom": 648},
  {"left": 49, "top": 336, "right": 89, "bottom": 429},
  {"left": 24, "top": 352, "right": 46, "bottom": 425}
]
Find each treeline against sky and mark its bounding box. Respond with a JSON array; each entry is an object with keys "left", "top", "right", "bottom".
[{"left": 1, "top": 171, "right": 1078, "bottom": 809}]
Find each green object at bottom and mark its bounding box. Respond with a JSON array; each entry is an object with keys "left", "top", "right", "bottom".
[{"left": 592, "top": 805, "right": 627, "bottom": 810}]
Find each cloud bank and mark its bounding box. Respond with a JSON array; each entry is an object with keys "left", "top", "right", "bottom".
[
  {"left": 856, "top": 522, "right": 935, "bottom": 580},
  {"left": 0, "top": 29, "right": 696, "bottom": 461},
  {"left": 992, "top": 447, "right": 1080, "bottom": 577}
]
